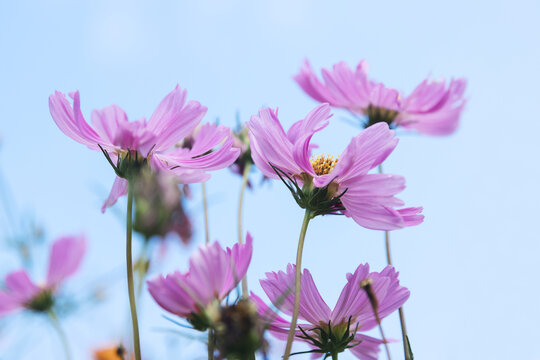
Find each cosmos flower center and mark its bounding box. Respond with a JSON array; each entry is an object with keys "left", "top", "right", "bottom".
[{"left": 310, "top": 154, "right": 338, "bottom": 176}]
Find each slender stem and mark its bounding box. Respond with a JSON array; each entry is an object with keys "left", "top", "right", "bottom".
[
  {"left": 399, "top": 308, "right": 412, "bottom": 360},
  {"left": 331, "top": 352, "right": 338, "bottom": 360},
  {"left": 237, "top": 162, "right": 252, "bottom": 298},
  {"left": 136, "top": 239, "right": 150, "bottom": 298},
  {"left": 377, "top": 164, "right": 411, "bottom": 360},
  {"left": 48, "top": 310, "right": 71, "bottom": 360},
  {"left": 126, "top": 181, "right": 142, "bottom": 360},
  {"left": 202, "top": 182, "right": 210, "bottom": 244},
  {"left": 208, "top": 329, "right": 214, "bottom": 360},
  {"left": 377, "top": 318, "right": 392, "bottom": 360},
  {"left": 384, "top": 230, "right": 392, "bottom": 265},
  {"left": 283, "top": 209, "right": 312, "bottom": 360}
]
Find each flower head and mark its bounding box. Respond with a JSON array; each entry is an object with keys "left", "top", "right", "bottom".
[
  {"left": 214, "top": 299, "right": 268, "bottom": 359},
  {"left": 247, "top": 104, "right": 423, "bottom": 230},
  {"left": 49, "top": 86, "right": 240, "bottom": 212},
  {"left": 133, "top": 169, "right": 193, "bottom": 244},
  {"left": 0, "top": 235, "right": 86, "bottom": 316},
  {"left": 147, "top": 234, "right": 253, "bottom": 330},
  {"left": 251, "top": 263, "right": 409, "bottom": 360},
  {"left": 295, "top": 60, "right": 467, "bottom": 135}
]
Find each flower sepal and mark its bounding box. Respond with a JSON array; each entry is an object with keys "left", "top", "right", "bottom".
[
  {"left": 292, "top": 317, "right": 359, "bottom": 359},
  {"left": 25, "top": 289, "right": 55, "bottom": 313},
  {"left": 270, "top": 164, "right": 347, "bottom": 218},
  {"left": 99, "top": 145, "right": 151, "bottom": 180},
  {"left": 365, "top": 105, "right": 399, "bottom": 129}
]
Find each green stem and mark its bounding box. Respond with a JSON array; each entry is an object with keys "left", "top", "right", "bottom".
[
  {"left": 48, "top": 310, "right": 71, "bottom": 360},
  {"left": 283, "top": 209, "right": 312, "bottom": 360},
  {"left": 202, "top": 182, "right": 210, "bottom": 244},
  {"left": 237, "top": 162, "right": 252, "bottom": 298},
  {"left": 126, "top": 181, "right": 142, "bottom": 360},
  {"left": 208, "top": 329, "right": 214, "bottom": 360},
  {"left": 136, "top": 239, "right": 150, "bottom": 298},
  {"left": 331, "top": 352, "right": 338, "bottom": 360},
  {"left": 378, "top": 163, "right": 411, "bottom": 360}
]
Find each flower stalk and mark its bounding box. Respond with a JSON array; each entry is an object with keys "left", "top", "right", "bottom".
[
  {"left": 237, "top": 162, "right": 252, "bottom": 298},
  {"left": 48, "top": 310, "right": 72, "bottom": 360},
  {"left": 378, "top": 164, "right": 412, "bottom": 360},
  {"left": 126, "top": 181, "right": 142, "bottom": 360},
  {"left": 202, "top": 182, "right": 210, "bottom": 244},
  {"left": 283, "top": 209, "right": 313, "bottom": 360}
]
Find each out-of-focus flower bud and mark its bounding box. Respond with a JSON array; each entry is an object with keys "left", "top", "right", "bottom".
[
  {"left": 214, "top": 299, "right": 267, "bottom": 360},
  {"left": 132, "top": 169, "right": 193, "bottom": 245}
]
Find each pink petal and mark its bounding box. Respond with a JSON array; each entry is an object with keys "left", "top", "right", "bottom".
[
  {"left": 291, "top": 104, "right": 332, "bottom": 176},
  {"left": 336, "top": 265, "right": 410, "bottom": 332},
  {"left": 49, "top": 91, "right": 105, "bottom": 150},
  {"left": 0, "top": 291, "right": 22, "bottom": 316},
  {"left": 4, "top": 270, "right": 40, "bottom": 303},
  {"left": 331, "top": 264, "right": 371, "bottom": 324},
  {"left": 294, "top": 60, "right": 339, "bottom": 104},
  {"left": 250, "top": 293, "right": 309, "bottom": 341},
  {"left": 162, "top": 124, "right": 240, "bottom": 171},
  {"left": 147, "top": 273, "right": 197, "bottom": 316},
  {"left": 147, "top": 85, "right": 207, "bottom": 152},
  {"left": 314, "top": 123, "right": 397, "bottom": 188},
  {"left": 349, "top": 334, "right": 383, "bottom": 360},
  {"left": 46, "top": 235, "right": 86, "bottom": 288},
  {"left": 221, "top": 233, "right": 253, "bottom": 298},
  {"left": 101, "top": 176, "right": 128, "bottom": 213},
  {"left": 399, "top": 77, "right": 467, "bottom": 136},
  {"left": 338, "top": 173, "right": 423, "bottom": 230},
  {"left": 90, "top": 105, "right": 129, "bottom": 148},
  {"left": 260, "top": 264, "right": 332, "bottom": 325},
  {"left": 398, "top": 207, "right": 425, "bottom": 226},
  {"left": 247, "top": 108, "right": 302, "bottom": 179}
]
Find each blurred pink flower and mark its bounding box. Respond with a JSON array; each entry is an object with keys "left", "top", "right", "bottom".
[
  {"left": 295, "top": 60, "right": 467, "bottom": 135},
  {"left": 251, "top": 263, "right": 409, "bottom": 360},
  {"left": 247, "top": 104, "right": 423, "bottom": 230},
  {"left": 0, "top": 235, "right": 86, "bottom": 315},
  {"left": 147, "top": 234, "right": 253, "bottom": 330},
  {"left": 49, "top": 86, "right": 240, "bottom": 211}
]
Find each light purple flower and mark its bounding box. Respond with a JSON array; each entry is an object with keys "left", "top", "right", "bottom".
[
  {"left": 0, "top": 235, "right": 86, "bottom": 315},
  {"left": 49, "top": 86, "right": 240, "bottom": 211},
  {"left": 251, "top": 263, "right": 409, "bottom": 360},
  {"left": 147, "top": 234, "right": 253, "bottom": 329},
  {"left": 247, "top": 104, "right": 423, "bottom": 230},
  {"left": 295, "top": 60, "right": 467, "bottom": 135}
]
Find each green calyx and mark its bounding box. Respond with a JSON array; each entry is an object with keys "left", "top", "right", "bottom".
[
  {"left": 99, "top": 145, "right": 151, "bottom": 180},
  {"left": 270, "top": 164, "right": 347, "bottom": 218},
  {"left": 365, "top": 105, "right": 399, "bottom": 129},
  {"left": 187, "top": 311, "right": 212, "bottom": 331},
  {"left": 25, "top": 289, "right": 55, "bottom": 313},
  {"left": 291, "top": 317, "right": 359, "bottom": 359}
]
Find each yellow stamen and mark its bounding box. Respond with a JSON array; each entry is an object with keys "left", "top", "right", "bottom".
[{"left": 310, "top": 154, "right": 339, "bottom": 176}]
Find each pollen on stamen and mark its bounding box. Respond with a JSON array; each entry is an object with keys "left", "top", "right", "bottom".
[{"left": 310, "top": 154, "right": 339, "bottom": 176}]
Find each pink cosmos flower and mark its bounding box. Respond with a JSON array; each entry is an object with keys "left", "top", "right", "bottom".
[
  {"left": 295, "top": 60, "right": 467, "bottom": 136},
  {"left": 0, "top": 235, "right": 86, "bottom": 315},
  {"left": 147, "top": 234, "right": 253, "bottom": 330},
  {"left": 247, "top": 104, "right": 423, "bottom": 230},
  {"left": 49, "top": 86, "right": 240, "bottom": 211},
  {"left": 251, "top": 264, "right": 409, "bottom": 360}
]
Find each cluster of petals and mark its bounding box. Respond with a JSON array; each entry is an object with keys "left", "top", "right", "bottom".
[
  {"left": 247, "top": 104, "right": 423, "bottom": 230},
  {"left": 251, "top": 263, "right": 410, "bottom": 360},
  {"left": 49, "top": 85, "right": 240, "bottom": 211},
  {"left": 295, "top": 60, "right": 467, "bottom": 135},
  {"left": 0, "top": 235, "right": 86, "bottom": 315},
  {"left": 147, "top": 234, "right": 253, "bottom": 319}
]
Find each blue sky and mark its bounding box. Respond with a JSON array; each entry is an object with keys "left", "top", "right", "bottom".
[{"left": 1, "top": 1, "right": 539, "bottom": 359}]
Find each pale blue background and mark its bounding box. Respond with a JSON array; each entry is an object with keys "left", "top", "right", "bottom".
[{"left": 1, "top": 1, "right": 539, "bottom": 359}]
